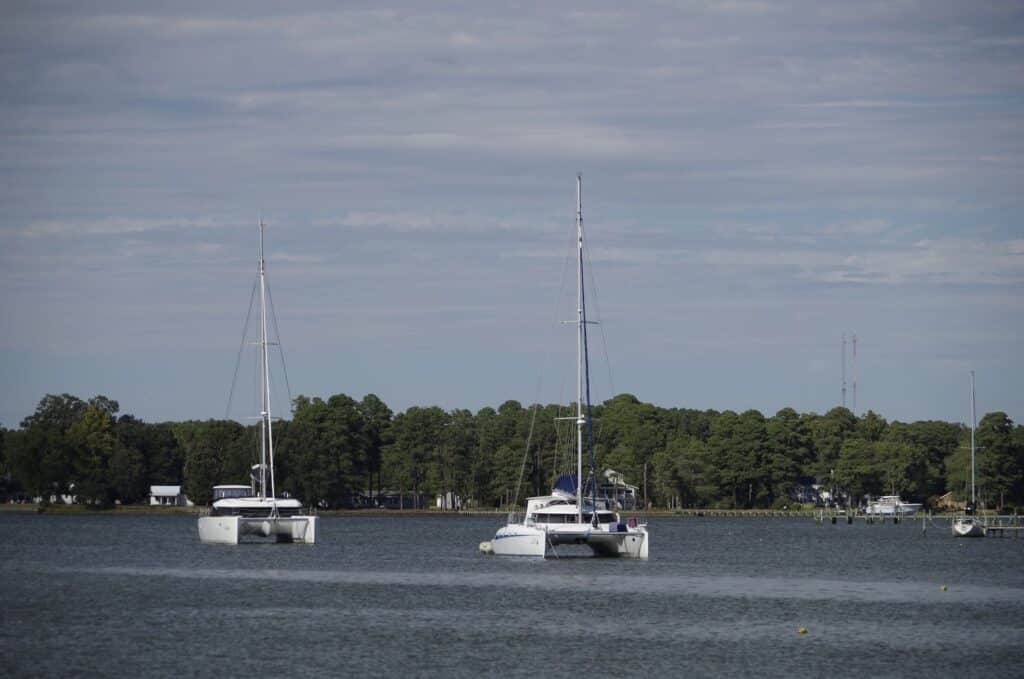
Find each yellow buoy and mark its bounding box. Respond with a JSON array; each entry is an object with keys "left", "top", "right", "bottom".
[{"left": 798, "top": 627, "right": 808, "bottom": 635}]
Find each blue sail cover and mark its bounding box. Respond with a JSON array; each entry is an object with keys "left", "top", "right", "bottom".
[
  {"left": 552, "top": 473, "right": 595, "bottom": 498},
  {"left": 553, "top": 473, "right": 578, "bottom": 496}
]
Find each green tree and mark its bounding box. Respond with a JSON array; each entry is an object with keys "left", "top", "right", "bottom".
[
  {"left": 652, "top": 434, "right": 716, "bottom": 508},
  {"left": 178, "top": 420, "right": 250, "bottom": 505},
  {"left": 835, "top": 438, "right": 883, "bottom": 500},
  {"left": 432, "top": 408, "right": 475, "bottom": 509},
  {"left": 385, "top": 406, "right": 448, "bottom": 508},
  {"left": 359, "top": 393, "right": 393, "bottom": 502},
  {"left": 876, "top": 440, "right": 930, "bottom": 500},
  {"left": 8, "top": 394, "right": 87, "bottom": 499},
  {"left": 763, "top": 408, "right": 813, "bottom": 505},
  {"left": 281, "top": 394, "right": 369, "bottom": 507},
  {"left": 108, "top": 443, "right": 147, "bottom": 504},
  {"left": 975, "top": 412, "right": 1019, "bottom": 510},
  {"left": 886, "top": 420, "right": 959, "bottom": 500},
  {"left": 808, "top": 407, "right": 857, "bottom": 479},
  {"left": 68, "top": 403, "right": 119, "bottom": 505},
  {"left": 483, "top": 401, "right": 528, "bottom": 507},
  {"left": 855, "top": 411, "right": 888, "bottom": 442},
  {"left": 118, "top": 416, "right": 184, "bottom": 486},
  {"left": 595, "top": 394, "right": 666, "bottom": 484}
]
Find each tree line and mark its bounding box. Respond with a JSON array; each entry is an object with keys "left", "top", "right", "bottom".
[{"left": 2, "top": 392, "right": 1023, "bottom": 511}]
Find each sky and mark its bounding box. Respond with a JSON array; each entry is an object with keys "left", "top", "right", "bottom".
[{"left": 1, "top": 0, "right": 1022, "bottom": 429}]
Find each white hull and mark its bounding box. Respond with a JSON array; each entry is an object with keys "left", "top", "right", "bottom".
[
  {"left": 952, "top": 517, "right": 984, "bottom": 538},
  {"left": 198, "top": 515, "right": 318, "bottom": 544},
  {"left": 492, "top": 524, "right": 548, "bottom": 557},
  {"left": 492, "top": 522, "right": 649, "bottom": 559}
]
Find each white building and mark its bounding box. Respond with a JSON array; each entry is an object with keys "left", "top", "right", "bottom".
[
  {"left": 435, "top": 491, "right": 462, "bottom": 510},
  {"left": 149, "top": 485, "right": 193, "bottom": 507}
]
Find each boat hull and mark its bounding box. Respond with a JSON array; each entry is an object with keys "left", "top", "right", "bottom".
[
  {"left": 198, "top": 515, "right": 318, "bottom": 544},
  {"left": 491, "top": 524, "right": 548, "bottom": 557},
  {"left": 952, "top": 517, "right": 984, "bottom": 538},
  {"left": 491, "top": 523, "right": 648, "bottom": 559}
]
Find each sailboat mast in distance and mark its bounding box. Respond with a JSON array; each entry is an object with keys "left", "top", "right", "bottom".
[
  {"left": 576, "top": 174, "right": 584, "bottom": 526},
  {"left": 970, "top": 370, "right": 976, "bottom": 506},
  {"left": 258, "top": 220, "right": 277, "bottom": 500}
]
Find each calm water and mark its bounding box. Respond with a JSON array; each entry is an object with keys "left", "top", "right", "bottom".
[{"left": 1, "top": 512, "right": 1023, "bottom": 678}]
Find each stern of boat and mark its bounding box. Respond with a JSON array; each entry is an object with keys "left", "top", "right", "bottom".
[
  {"left": 198, "top": 514, "right": 317, "bottom": 544},
  {"left": 585, "top": 523, "right": 648, "bottom": 559},
  {"left": 198, "top": 515, "right": 241, "bottom": 544}
]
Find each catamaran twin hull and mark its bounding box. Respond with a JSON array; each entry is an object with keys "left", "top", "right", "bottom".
[
  {"left": 492, "top": 524, "right": 649, "bottom": 559},
  {"left": 198, "top": 515, "right": 318, "bottom": 544}
]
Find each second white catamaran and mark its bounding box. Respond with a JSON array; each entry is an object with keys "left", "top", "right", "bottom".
[
  {"left": 488, "top": 176, "right": 649, "bottom": 558},
  {"left": 197, "top": 220, "right": 318, "bottom": 545}
]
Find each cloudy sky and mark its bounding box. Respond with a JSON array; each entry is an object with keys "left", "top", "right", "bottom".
[{"left": 1, "top": 0, "right": 1022, "bottom": 428}]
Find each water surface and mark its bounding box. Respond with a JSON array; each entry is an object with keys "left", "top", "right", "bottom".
[{"left": 2, "top": 513, "right": 1022, "bottom": 677}]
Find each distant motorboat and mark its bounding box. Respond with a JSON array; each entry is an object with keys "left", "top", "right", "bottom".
[
  {"left": 953, "top": 371, "right": 985, "bottom": 538},
  {"left": 865, "top": 495, "right": 922, "bottom": 517},
  {"left": 197, "top": 220, "right": 317, "bottom": 545}
]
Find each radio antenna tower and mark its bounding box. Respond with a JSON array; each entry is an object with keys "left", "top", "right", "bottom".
[
  {"left": 841, "top": 333, "right": 847, "bottom": 409},
  {"left": 852, "top": 334, "right": 858, "bottom": 415}
]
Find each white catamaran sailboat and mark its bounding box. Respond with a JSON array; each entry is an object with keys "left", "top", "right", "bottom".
[
  {"left": 953, "top": 371, "right": 984, "bottom": 538},
  {"left": 487, "top": 176, "right": 649, "bottom": 559},
  {"left": 197, "top": 221, "right": 318, "bottom": 545}
]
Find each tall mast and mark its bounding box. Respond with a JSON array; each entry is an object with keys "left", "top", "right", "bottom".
[
  {"left": 258, "top": 220, "right": 277, "bottom": 500},
  {"left": 970, "top": 370, "right": 976, "bottom": 506},
  {"left": 575, "top": 174, "right": 584, "bottom": 525}
]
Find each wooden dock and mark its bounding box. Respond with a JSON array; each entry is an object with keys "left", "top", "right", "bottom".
[{"left": 984, "top": 521, "right": 1024, "bottom": 538}]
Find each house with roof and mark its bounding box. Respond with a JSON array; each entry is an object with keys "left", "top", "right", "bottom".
[{"left": 149, "top": 485, "right": 193, "bottom": 507}]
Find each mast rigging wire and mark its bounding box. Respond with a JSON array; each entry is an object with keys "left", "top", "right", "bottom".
[
  {"left": 265, "top": 281, "right": 295, "bottom": 413},
  {"left": 226, "top": 280, "right": 258, "bottom": 419}
]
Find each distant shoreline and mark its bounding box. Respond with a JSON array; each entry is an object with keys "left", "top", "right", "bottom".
[{"left": 3, "top": 502, "right": 974, "bottom": 520}]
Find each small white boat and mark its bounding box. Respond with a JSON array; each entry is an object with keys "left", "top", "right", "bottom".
[
  {"left": 198, "top": 221, "right": 318, "bottom": 545},
  {"left": 953, "top": 371, "right": 984, "bottom": 538},
  {"left": 489, "top": 176, "right": 649, "bottom": 559},
  {"left": 865, "top": 495, "right": 922, "bottom": 517},
  {"left": 952, "top": 516, "right": 984, "bottom": 538}
]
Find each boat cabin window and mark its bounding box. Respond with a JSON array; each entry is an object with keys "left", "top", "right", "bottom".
[
  {"left": 531, "top": 512, "right": 618, "bottom": 524},
  {"left": 213, "top": 486, "right": 251, "bottom": 500},
  {"left": 534, "top": 513, "right": 583, "bottom": 524}
]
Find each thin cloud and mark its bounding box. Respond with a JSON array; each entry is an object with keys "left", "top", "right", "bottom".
[
  {"left": 822, "top": 219, "right": 891, "bottom": 236},
  {"left": 20, "top": 217, "right": 227, "bottom": 238},
  {"left": 314, "top": 211, "right": 547, "bottom": 235},
  {"left": 700, "top": 237, "right": 1024, "bottom": 287}
]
